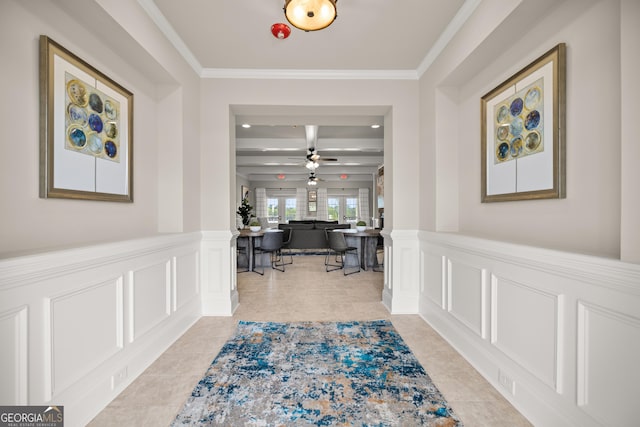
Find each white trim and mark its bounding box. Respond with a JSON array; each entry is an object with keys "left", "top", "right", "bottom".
[
  {"left": 136, "top": 0, "right": 203, "bottom": 75},
  {"left": 416, "top": 0, "right": 483, "bottom": 78},
  {"left": 201, "top": 68, "right": 418, "bottom": 80},
  {"left": 138, "top": 0, "right": 480, "bottom": 80}
]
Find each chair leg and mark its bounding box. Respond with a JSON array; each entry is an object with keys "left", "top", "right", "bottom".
[
  {"left": 281, "top": 247, "right": 293, "bottom": 265},
  {"left": 373, "top": 247, "right": 384, "bottom": 272},
  {"left": 325, "top": 249, "right": 344, "bottom": 272},
  {"left": 271, "top": 250, "right": 285, "bottom": 272},
  {"left": 252, "top": 248, "right": 265, "bottom": 275},
  {"left": 343, "top": 249, "right": 360, "bottom": 275},
  {"left": 236, "top": 246, "right": 250, "bottom": 273}
]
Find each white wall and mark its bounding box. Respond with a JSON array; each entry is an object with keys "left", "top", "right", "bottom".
[
  {"left": 417, "top": 2, "right": 640, "bottom": 425},
  {"left": 0, "top": 234, "right": 202, "bottom": 426},
  {"left": 620, "top": 0, "right": 640, "bottom": 262},
  {"left": 0, "top": 0, "right": 201, "bottom": 257},
  {"left": 199, "top": 78, "right": 420, "bottom": 234},
  {"left": 419, "top": 232, "right": 640, "bottom": 427},
  {"left": 419, "top": 0, "right": 637, "bottom": 261}
]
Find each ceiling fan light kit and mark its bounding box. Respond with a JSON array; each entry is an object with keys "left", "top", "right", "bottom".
[{"left": 284, "top": 0, "right": 337, "bottom": 32}]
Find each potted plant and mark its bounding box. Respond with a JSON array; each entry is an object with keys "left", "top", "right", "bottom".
[
  {"left": 249, "top": 219, "right": 261, "bottom": 232},
  {"left": 236, "top": 197, "right": 254, "bottom": 228},
  {"left": 356, "top": 220, "right": 367, "bottom": 232}
]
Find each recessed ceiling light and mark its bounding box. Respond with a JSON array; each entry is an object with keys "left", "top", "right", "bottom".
[
  {"left": 242, "top": 123, "right": 251, "bottom": 128},
  {"left": 371, "top": 124, "right": 380, "bottom": 129}
]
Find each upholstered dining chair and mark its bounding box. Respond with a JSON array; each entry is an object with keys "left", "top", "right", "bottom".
[
  {"left": 325, "top": 230, "right": 360, "bottom": 275},
  {"left": 253, "top": 231, "right": 285, "bottom": 275},
  {"left": 236, "top": 238, "right": 250, "bottom": 273},
  {"left": 373, "top": 234, "right": 384, "bottom": 272},
  {"left": 280, "top": 227, "right": 293, "bottom": 265}
]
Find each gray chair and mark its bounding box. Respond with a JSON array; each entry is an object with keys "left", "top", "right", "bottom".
[
  {"left": 280, "top": 227, "right": 294, "bottom": 265},
  {"left": 236, "top": 238, "right": 250, "bottom": 273},
  {"left": 253, "top": 231, "right": 285, "bottom": 275},
  {"left": 373, "top": 234, "right": 384, "bottom": 272},
  {"left": 325, "top": 230, "right": 360, "bottom": 275}
]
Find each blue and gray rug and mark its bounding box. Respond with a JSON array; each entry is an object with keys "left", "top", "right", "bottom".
[{"left": 172, "top": 320, "right": 462, "bottom": 426}]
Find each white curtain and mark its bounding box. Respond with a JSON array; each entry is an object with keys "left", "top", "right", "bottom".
[
  {"left": 296, "top": 187, "right": 307, "bottom": 219},
  {"left": 255, "top": 188, "right": 267, "bottom": 218},
  {"left": 316, "top": 188, "right": 328, "bottom": 221},
  {"left": 358, "top": 188, "right": 370, "bottom": 225}
]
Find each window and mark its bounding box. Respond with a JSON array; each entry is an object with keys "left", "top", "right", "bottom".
[
  {"left": 267, "top": 198, "right": 279, "bottom": 223},
  {"left": 327, "top": 195, "right": 358, "bottom": 224},
  {"left": 266, "top": 194, "right": 296, "bottom": 223}
]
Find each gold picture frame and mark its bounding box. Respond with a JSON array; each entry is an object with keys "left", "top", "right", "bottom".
[
  {"left": 39, "top": 35, "right": 133, "bottom": 202},
  {"left": 481, "top": 43, "right": 566, "bottom": 202}
]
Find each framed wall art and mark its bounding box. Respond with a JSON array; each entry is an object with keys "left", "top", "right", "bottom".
[
  {"left": 39, "top": 35, "right": 133, "bottom": 202},
  {"left": 481, "top": 43, "right": 566, "bottom": 202},
  {"left": 241, "top": 185, "right": 250, "bottom": 201}
]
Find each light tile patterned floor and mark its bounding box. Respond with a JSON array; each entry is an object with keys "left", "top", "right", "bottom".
[{"left": 89, "top": 255, "right": 532, "bottom": 426}]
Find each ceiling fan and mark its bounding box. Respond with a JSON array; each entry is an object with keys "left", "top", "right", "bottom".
[
  {"left": 290, "top": 125, "right": 338, "bottom": 170},
  {"left": 306, "top": 171, "right": 323, "bottom": 186}
]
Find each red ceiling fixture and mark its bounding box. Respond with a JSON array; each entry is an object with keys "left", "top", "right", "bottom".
[
  {"left": 277, "top": 174, "right": 286, "bottom": 180},
  {"left": 340, "top": 174, "right": 348, "bottom": 180},
  {"left": 271, "top": 23, "right": 291, "bottom": 39}
]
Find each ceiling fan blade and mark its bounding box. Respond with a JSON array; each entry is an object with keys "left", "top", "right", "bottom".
[{"left": 318, "top": 158, "right": 338, "bottom": 162}]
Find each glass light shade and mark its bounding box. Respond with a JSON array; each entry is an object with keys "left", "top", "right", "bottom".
[{"left": 284, "top": 0, "right": 337, "bottom": 31}]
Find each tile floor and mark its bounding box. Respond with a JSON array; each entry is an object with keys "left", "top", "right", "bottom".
[{"left": 88, "top": 255, "right": 532, "bottom": 426}]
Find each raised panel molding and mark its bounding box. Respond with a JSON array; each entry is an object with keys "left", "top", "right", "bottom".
[
  {"left": 129, "top": 261, "right": 171, "bottom": 342},
  {"left": 0, "top": 233, "right": 202, "bottom": 426},
  {"left": 389, "top": 230, "right": 420, "bottom": 314},
  {"left": 0, "top": 306, "right": 28, "bottom": 405},
  {"left": 49, "top": 277, "right": 124, "bottom": 397},
  {"left": 420, "top": 231, "right": 640, "bottom": 427},
  {"left": 175, "top": 251, "right": 199, "bottom": 311},
  {"left": 577, "top": 301, "right": 640, "bottom": 426},
  {"left": 491, "top": 275, "right": 562, "bottom": 392},
  {"left": 201, "top": 231, "right": 236, "bottom": 315},
  {"left": 447, "top": 258, "right": 485, "bottom": 337},
  {"left": 423, "top": 251, "right": 445, "bottom": 309}
]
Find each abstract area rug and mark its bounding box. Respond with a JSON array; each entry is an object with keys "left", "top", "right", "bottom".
[{"left": 172, "top": 320, "right": 462, "bottom": 426}]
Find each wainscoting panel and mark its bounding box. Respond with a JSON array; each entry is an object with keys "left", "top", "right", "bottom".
[
  {"left": 129, "top": 261, "right": 170, "bottom": 342},
  {"left": 419, "top": 231, "right": 640, "bottom": 427},
  {"left": 0, "top": 306, "right": 28, "bottom": 405},
  {"left": 175, "top": 251, "right": 199, "bottom": 311},
  {"left": 447, "top": 258, "right": 485, "bottom": 337},
  {"left": 50, "top": 277, "right": 124, "bottom": 397},
  {"left": 0, "top": 233, "right": 202, "bottom": 426},
  {"left": 423, "top": 251, "right": 445, "bottom": 309},
  {"left": 201, "top": 231, "right": 237, "bottom": 316},
  {"left": 577, "top": 301, "right": 640, "bottom": 426},
  {"left": 389, "top": 230, "right": 420, "bottom": 314},
  {"left": 491, "top": 274, "right": 561, "bottom": 391}
]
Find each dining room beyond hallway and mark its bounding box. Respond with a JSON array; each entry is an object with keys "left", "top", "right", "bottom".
[{"left": 88, "top": 255, "right": 531, "bottom": 427}]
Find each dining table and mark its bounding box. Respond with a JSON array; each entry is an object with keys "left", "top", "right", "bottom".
[
  {"left": 236, "top": 228, "right": 283, "bottom": 272},
  {"left": 332, "top": 228, "right": 382, "bottom": 271}
]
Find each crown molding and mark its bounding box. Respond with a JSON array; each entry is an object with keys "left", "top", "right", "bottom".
[
  {"left": 200, "top": 68, "right": 418, "bottom": 80},
  {"left": 416, "top": 0, "right": 482, "bottom": 78},
  {"left": 137, "top": 0, "right": 203, "bottom": 76},
  {"left": 139, "top": 0, "right": 481, "bottom": 81}
]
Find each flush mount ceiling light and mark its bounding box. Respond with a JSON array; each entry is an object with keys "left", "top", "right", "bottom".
[{"left": 284, "top": 0, "right": 337, "bottom": 32}]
